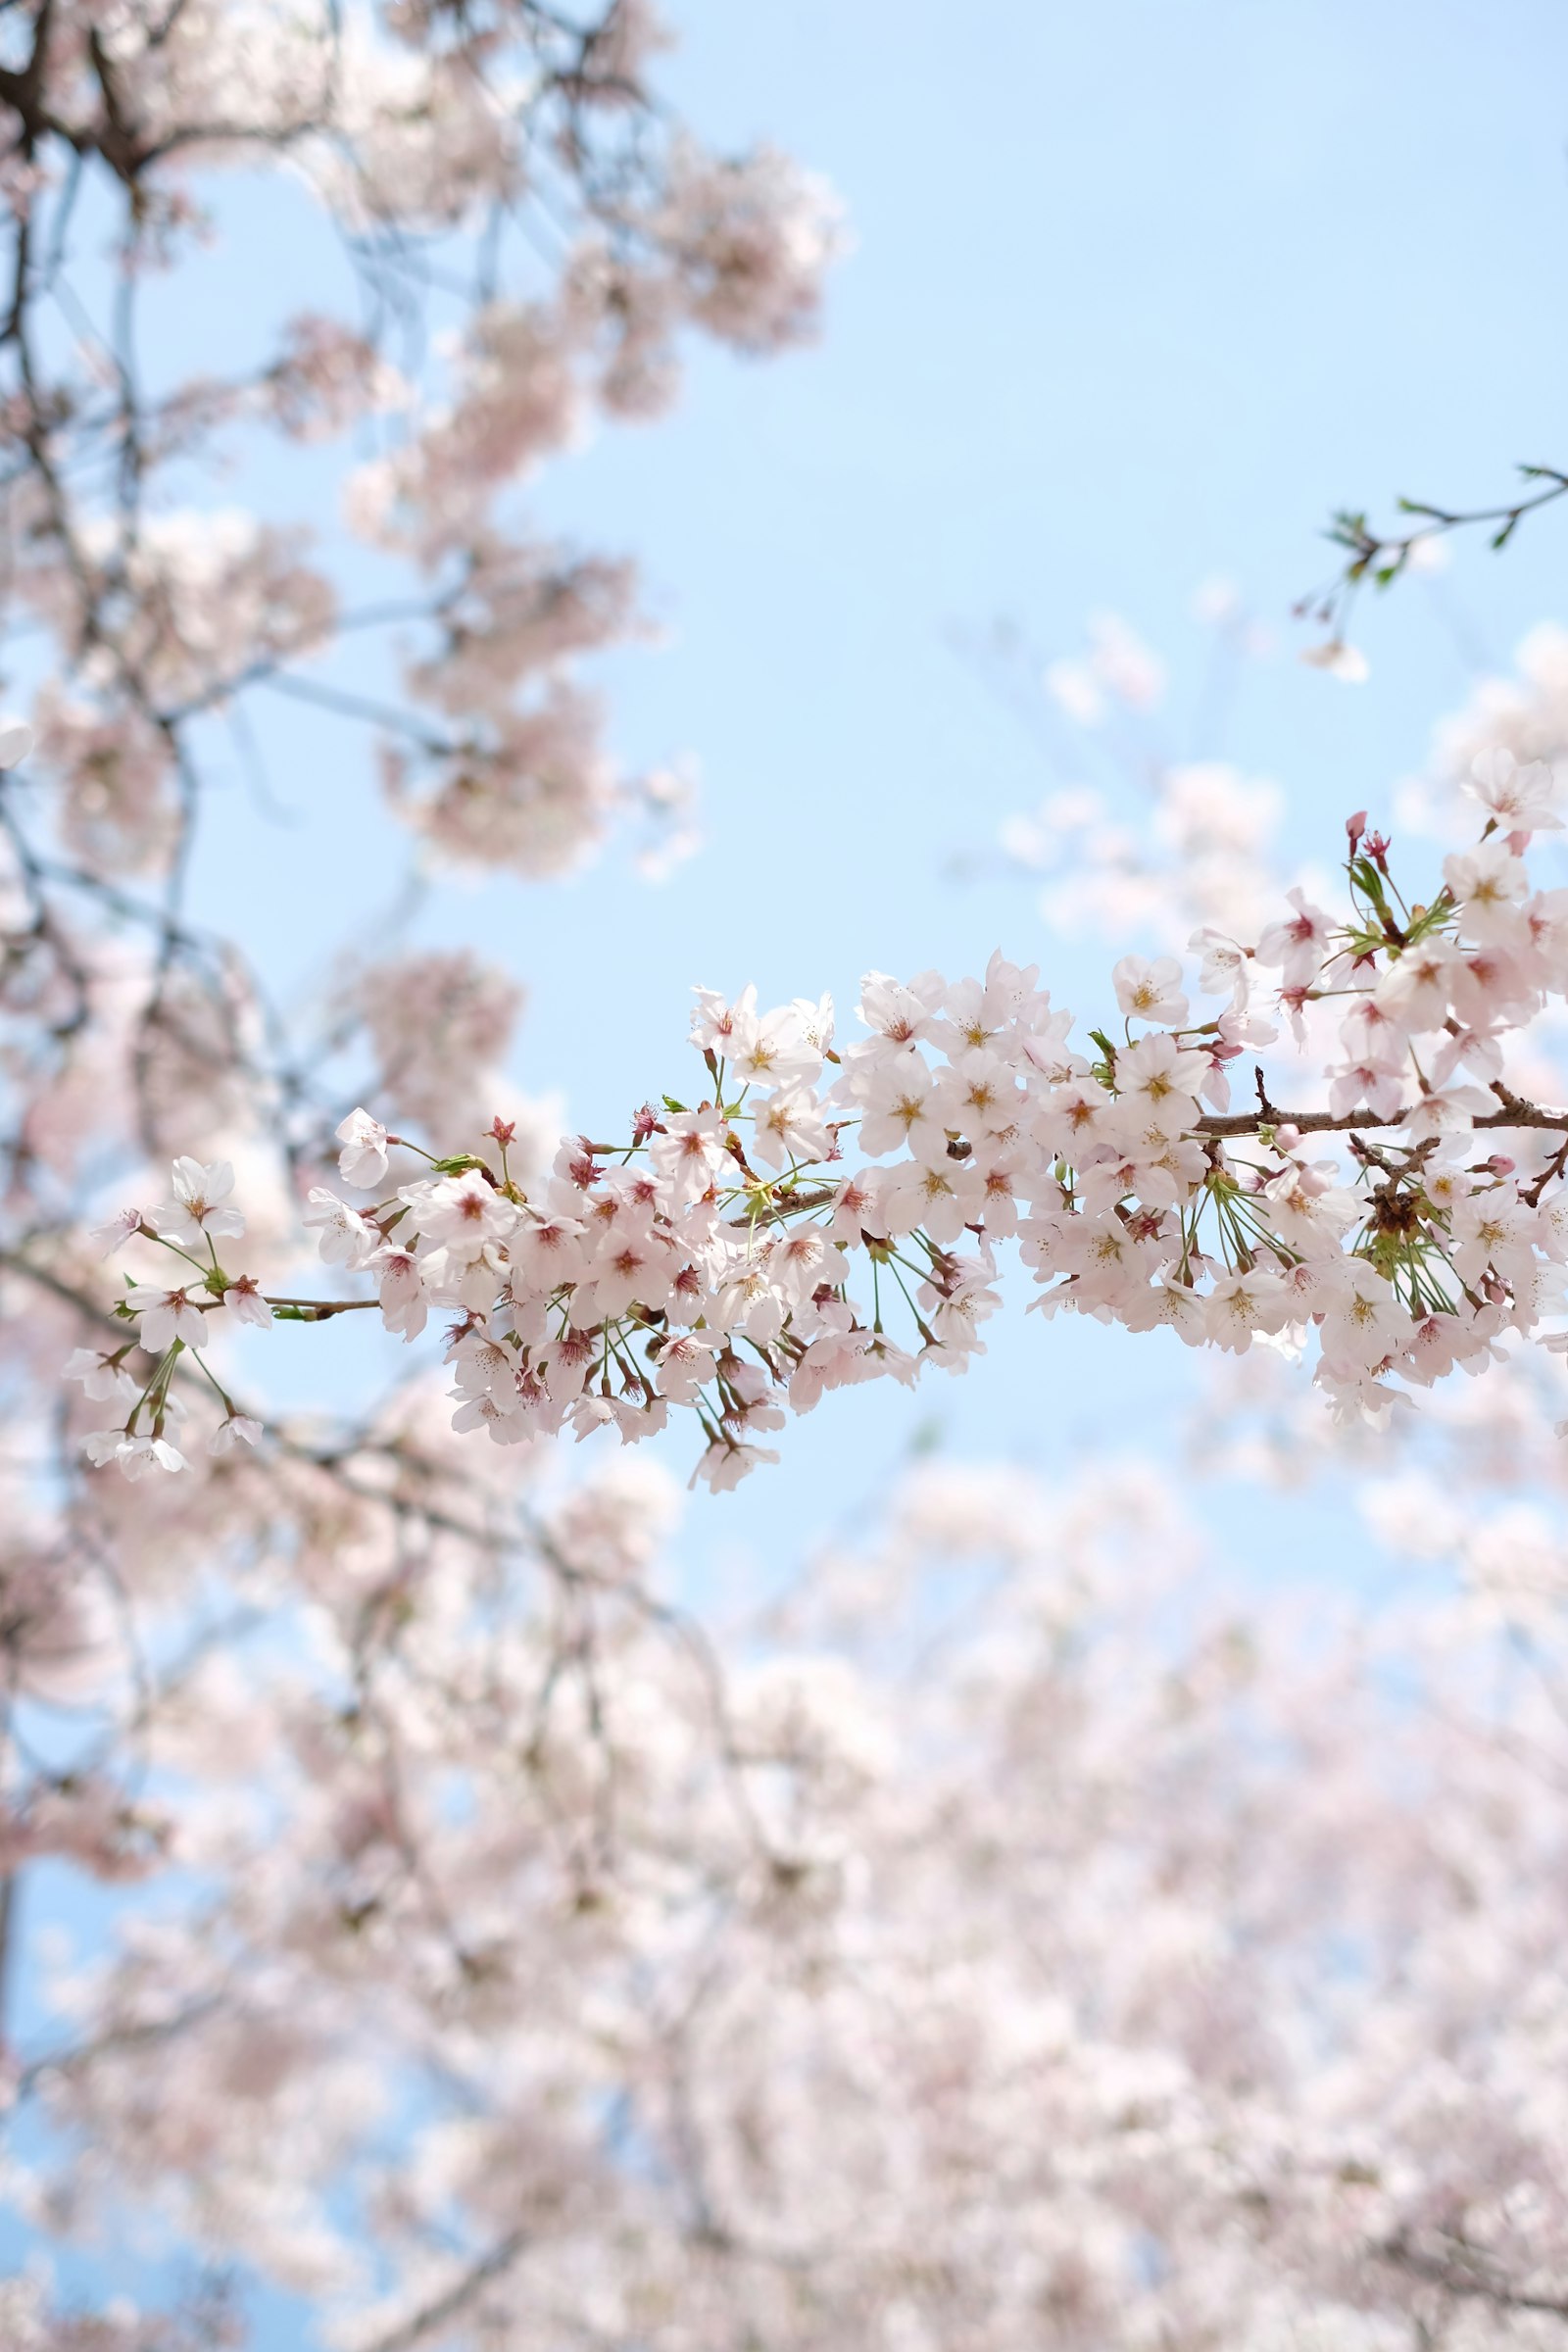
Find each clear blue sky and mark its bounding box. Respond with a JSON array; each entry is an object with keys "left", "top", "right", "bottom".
[{"left": 26, "top": 0, "right": 1568, "bottom": 2329}]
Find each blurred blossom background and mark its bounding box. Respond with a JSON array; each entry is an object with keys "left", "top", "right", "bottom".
[{"left": 12, "top": 0, "right": 1568, "bottom": 2340}]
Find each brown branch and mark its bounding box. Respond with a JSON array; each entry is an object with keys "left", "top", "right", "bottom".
[{"left": 1196, "top": 1102, "right": 1568, "bottom": 1139}]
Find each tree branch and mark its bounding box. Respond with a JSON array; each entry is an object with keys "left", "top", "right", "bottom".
[
  {"left": 1380, "top": 2231, "right": 1568, "bottom": 2322},
  {"left": 1195, "top": 1101, "right": 1568, "bottom": 1139},
  {"left": 362, "top": 2227, "right": 530, "bottom": 2352}
]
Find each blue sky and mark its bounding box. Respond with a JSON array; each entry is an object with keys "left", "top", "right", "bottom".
[{"left": 26, "top": 0, "right": 1568, "bottom": 2328}]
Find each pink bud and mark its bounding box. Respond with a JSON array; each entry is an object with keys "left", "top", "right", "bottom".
[
  {"left": 1485, "top": 1154, "right": 1516, "bottom": 1177},
  {"left": 1275, "top": 1123, "right": 1300, "bottom": 1152},
  {"left": 1346, "top": 810, "right": 1367, "bottom": 849}
]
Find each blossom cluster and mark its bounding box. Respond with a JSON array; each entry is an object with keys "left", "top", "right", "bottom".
[{"left": 76, "top": 755, "right": 1568, "bottom": 1485}]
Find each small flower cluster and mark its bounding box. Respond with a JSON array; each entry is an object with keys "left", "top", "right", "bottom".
[
  {"left": 70, "top": 1156, "right": 270, "bottom": 1477},
  {"left": 75, "top": 759, "right": 1568, "bottom": 1484}
]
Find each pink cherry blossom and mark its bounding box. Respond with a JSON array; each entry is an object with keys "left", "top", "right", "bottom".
[{"left": 335, "top": 1107, "right": 391, "bottom": 1190}]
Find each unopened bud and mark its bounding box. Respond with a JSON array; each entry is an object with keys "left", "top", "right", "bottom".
[
  {"left": 1346, "top": 809, "right": 1367, "bottom": 850},
  {"left": 1275, "top": 1123, "right": 1300, "bottom": 1152}
]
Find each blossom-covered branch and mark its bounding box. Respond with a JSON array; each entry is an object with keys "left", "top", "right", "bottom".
[{"left": 75, "top": 750, "right": 1568, "bottom": 1486}]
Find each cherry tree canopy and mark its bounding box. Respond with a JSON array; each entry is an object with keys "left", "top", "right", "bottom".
[{"left": 5, "top": 1, "right": 1568, "bottom": 2345}]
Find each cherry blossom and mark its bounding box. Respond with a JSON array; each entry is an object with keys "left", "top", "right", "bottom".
[
  {"left": 153, "top": 1157, "right": 246, "bottom": 1249},
  {"left": 72, "top": 784, "right": 1568, "bottom": 1489}
]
